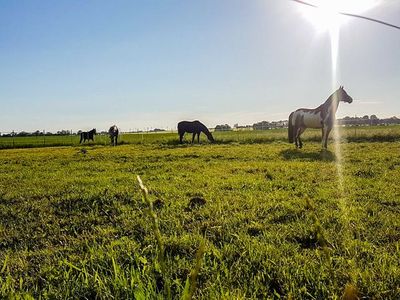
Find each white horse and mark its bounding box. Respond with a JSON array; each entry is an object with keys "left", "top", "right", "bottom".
[
  {"left": 288, "top": 86, "right": 353, "bottom": 149},
  {"left": 108, "top": 125, "right": 119, "bottom": 146}
]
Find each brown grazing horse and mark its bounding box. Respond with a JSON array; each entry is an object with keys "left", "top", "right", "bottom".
[
  {"left": 178, "top": 120, "right": 215, "bottom": 144},
  {"left": 288, "top": 86, "right": 353, "bottom": 149}
]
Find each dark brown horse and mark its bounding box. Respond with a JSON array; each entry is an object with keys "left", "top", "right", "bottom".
[
  {"left": 79, "top": 128, "right": 96, "bottom": 143},
  {"left": 288, "top": 86, "right": 353, "bottom": 149},
  {"left": 108, "top": 125, "right": 119, "bottom": 146},
  {"left": 178, "top": 120, "right": 215, "bottom": 144}
]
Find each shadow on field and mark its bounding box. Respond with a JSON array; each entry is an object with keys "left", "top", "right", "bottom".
[
  {"left": 280, "top": 149, "right": 336, "bottom": 161},
  {"left": 162, "top": 139, "right": 278, "bottom": 146}
]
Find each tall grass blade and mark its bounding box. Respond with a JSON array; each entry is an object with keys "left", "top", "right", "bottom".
[
  {"left": 182, "top": 239, "right": 206, "bottom": 300},
  {"left": 137, "top": 175, "right": 171, "bottom": 300}
]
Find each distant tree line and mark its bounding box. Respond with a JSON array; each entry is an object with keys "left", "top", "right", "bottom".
[
  {"left": 2, "top": 115, "right": 399, "bottom": 137},
  {"left": 214, "top": 124, "right": 232, "bottom": 131},
  {"left": 1, "top": 130, "right": 73, "bottom": 137},
  {"left": 217, "top": 115, "right": 399, "bottom": 131},
  {"left": 337, "top": 115, "right": 400, "bottom": 126}
]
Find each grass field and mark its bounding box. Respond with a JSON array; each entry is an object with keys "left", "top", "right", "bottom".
[
  {"left": 1, "top": 125, "right": 400, "bottom": 149},
  {"left": 0, "top": 127, "right": 399, "bottom": 299}
]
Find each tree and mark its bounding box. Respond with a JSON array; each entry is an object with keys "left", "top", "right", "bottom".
[{"left": 215, "top": 124, "right": 232, "bottom": 131}]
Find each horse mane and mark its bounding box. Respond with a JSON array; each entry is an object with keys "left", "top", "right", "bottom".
[
  {"left": 313, "top": 89, "right": 340, "bottom": 112},
  {"left": 321, "top": 91, "right": 336, "bottom": 107},
  {"left": 198, "top": 122, "right": 210, "bottom": 134}
]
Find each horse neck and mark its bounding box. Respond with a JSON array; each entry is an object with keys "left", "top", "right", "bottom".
[
  {"left": 324, "top": 93, "right": 340, "bottom": 114},
  {"left": 201, "top": 126, "right": 210, "bottom": 134}
]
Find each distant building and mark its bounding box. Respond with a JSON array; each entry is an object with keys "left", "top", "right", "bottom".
[
  {"left": 234, "top": 125, "right": 253, "bottom": 131},
  {"left": 253, "top": 120, "right": 287, "bottom": 130}
]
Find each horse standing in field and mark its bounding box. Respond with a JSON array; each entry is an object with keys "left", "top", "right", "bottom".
[
  {"left": 288, "top": 86, "right": 353, "bottom": 149},
  {"left": 178, "top": 120, "right": 215, "bottom": 144},
  {"left": 79, "top": 128, "right": 96, "bottom": 143},
  {"left": 108, "top": 125, "right": 119, "bottom": 146}
]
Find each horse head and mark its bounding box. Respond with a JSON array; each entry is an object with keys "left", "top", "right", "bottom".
[
  {"left": 338, "top": 86, "right": 353, "bottom": 103},
  {"left": 109, "top": 125, "right": 117, "bottom": 133},
  {"left": 206, "top": 131, "right": 215, "bottom": 143}
]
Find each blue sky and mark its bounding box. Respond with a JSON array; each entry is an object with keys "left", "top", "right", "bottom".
[{"left": 0, "top": 0, "right": 399, "bottom": 132}]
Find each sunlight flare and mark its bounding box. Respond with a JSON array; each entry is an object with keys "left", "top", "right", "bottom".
[{"left": 299, "top": 0, "right": 380, "bottom": 32}]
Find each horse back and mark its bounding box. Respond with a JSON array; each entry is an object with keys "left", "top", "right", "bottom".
[{"left": 178, "top": 121, "right": 196, "bottom": 133}]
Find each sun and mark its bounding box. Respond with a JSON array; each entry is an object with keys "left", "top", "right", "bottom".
[
  {"left": 299, "top": 0, "right": 380, "bottom": 32},
  {"left": 298, "top": 0, "right": 381, "bottom": 76}
]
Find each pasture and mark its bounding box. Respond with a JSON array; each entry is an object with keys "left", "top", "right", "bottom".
[
  {"left": 1, "top": 125, "right": 400, "bottom": 149},
  {"left": 0, "top": 127, "right": 399, "bottom": 299}
]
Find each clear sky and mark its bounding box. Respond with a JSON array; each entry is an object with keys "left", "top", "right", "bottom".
[{"left": 0, "top": 0, "right": 399, "bottom": 132}]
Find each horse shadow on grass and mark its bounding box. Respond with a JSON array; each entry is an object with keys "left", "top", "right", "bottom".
[{"left": 280, "top": 148, "right": 337, "bottom": 162}]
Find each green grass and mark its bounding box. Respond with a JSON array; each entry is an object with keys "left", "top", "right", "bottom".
[
  {"left": 0, "top": 131, "right": 399, "bottom": 298},
  {"left": 1, "top": 125, "right": 400, "bottom": 149}
]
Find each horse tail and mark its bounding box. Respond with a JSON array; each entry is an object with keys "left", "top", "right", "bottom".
[
  {"left": 177, "top": 122, "right": 184, "bottom": 135},
  {"left": 288, "top": 112, "right": 294, "bottom": 143}
]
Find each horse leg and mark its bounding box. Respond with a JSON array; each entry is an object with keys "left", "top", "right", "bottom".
[
  {"left": 197, "top": 133, "right": 200, "bottom": 144},
  {"left": 293, "top": 125, "right": 298, "bottom": 148},
  {"left": 179, "top": 133, "right": 184, "bottom": 144},
  {"left": 321, "top": 127, "right": 327, "bottom": 149},
  {"left": 295, "top": 127, "right": 301, "bottom": 148},
  {"left": 297, "top": 127, "right": 305, "bottom": 149},
  {"left": 80, "top": 135, "right": 83, "bottom": 144},
  {"left": 323, "top": 127, "right": 332, "bottom": 149},
  {"left": 192, "top": 133, "right": 195, "bottom": 144},
  {"left": 115, "top": 136, "right": 118, "bottom": 146}
]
